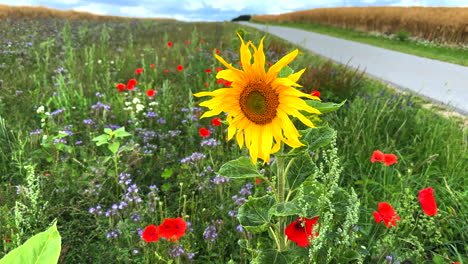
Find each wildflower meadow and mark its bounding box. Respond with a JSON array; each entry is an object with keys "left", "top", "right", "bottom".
[{"left": 0, "top": 17, "right": 466, "bottom": 264}]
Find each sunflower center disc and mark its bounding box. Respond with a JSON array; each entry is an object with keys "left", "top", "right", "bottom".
[{"left": 239, "top": 81, "right": 279, "bottom": 125}]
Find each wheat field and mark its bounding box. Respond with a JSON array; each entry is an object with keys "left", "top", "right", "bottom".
[
  {"left": 252, "top": 6, "right": 468, "bottom": 45},
  {"left": 0, "top": 4, "right": 174, "bottom": 21}
]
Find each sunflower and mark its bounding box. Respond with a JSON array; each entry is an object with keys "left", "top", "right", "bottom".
[{"left": 194, "top": 34, "right": 321, "bottom": 164}]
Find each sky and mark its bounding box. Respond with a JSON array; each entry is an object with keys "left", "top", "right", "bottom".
[{"left": 2, "top": 0, "right": 467, "bottom": 21}]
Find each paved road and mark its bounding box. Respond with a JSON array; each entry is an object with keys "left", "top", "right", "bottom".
[{"left": 240, "top": 22, "right": 468, "bottom": 115}]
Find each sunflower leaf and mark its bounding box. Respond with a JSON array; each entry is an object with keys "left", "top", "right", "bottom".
[
  {"left": 297, "top": 126, "right": 336, "bottom": 151},
  {"left": 254, "top": 249, "right": 305, "bottom": 264},
  {"left": 285, "top": 152, "right": 317, "bottom": 193},
  {"left": 0, "top": 220, "right": 61, "bottom": 264},
  {"left": 237, "top": 194, "right": 276, "bottom": 233},
  {"left": 269, "top": 201, "right": 302, "bottom": 217},
  {"left": 217, "top": 157, "right": 260, "bottom": 179},
  {"left": 277, "top": 65, "right": 294, "bottom": 78},
  {"left": 305, "top": 99, "right": 346, "bottom": 114}
]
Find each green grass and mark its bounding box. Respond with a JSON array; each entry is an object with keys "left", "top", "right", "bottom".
[
  {"left": 251, "top": 21, "right": 468, "bottom": 66},
  {"left": 0, "top": 18, "right": 466, "bottom": 263}
]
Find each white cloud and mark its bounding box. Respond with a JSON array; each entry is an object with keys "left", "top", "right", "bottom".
[
  {"left": 0, "top": 0, "right": 34, "bottom": 5},
  {"left": 362, "top": 0, "right": 377, "bottom": 3},
  {"left": 119, "top": 6, "right": 159, "bottom": 18},
  {"left": 72, "top": 3, "right": 111, "bottom": 15}
]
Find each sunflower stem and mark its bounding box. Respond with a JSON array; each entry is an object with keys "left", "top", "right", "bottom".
[{"left": 276, "top": 154, "right": 286, "bottom": 251}]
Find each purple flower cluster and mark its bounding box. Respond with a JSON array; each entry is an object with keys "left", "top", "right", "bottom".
[
  {"left": 211, "top": 174, "right": 230, "bottom": 185},
  {"left": 146, "top": 112, "right": 158, "bottom": 117},
  {"left": 53, "top": 138, "right": 67, "bottom": 145},
  {"left": 91, "top": 102, "right": 111, "bottom": 110},
  {"left": 232, "top": 183, "right": 254, "bottom": 206},
  {"left": 147, "top": 185, "right": 160, "bottom": 212},
  {"left": 29, "top": 128, "right": 42, "bottom": 136},
  {"left": 203, "top": 225, "right": 218, "bottom": 242},
  {"left": 130, "top": 213, "right": 141, "bottom": 222},
  {"left": 167, "top": 245, "right": 195, "bottom": 260},
  {"left": 204, "top": 219, "right": 223, "bottom": 242},
  {"left": 180, "top": 152, "right": 206, "bottom": 166},
  {"left": 104, "top": 124, "right": 121, "bottom": 130},
  {"left": 50, "top": 108, "right": 65, "bottom": 116},
  {"left": 106, "top": 228, "right": 122, "bottom": 239},
  {"left": 200, "top": 138, "right": 220, "bottom": 147},
  {"left": 83, "top": 119, "right": 94, "bottom": 125}
]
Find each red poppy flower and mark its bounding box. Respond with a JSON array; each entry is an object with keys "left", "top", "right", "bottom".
[
  {"left": 370, "top": 150, "right": 385, "bottom": 163},
  {"left": 255, "top": 178, "right": 261, "bottom": 184},
  {"left": 285, "top": 217, "right": 319, "bottom": 247},
  {"left": 127, "top": 79, "right": 137, "bottom": 90},
  {"left": 3, "top": 236, "right": 11, "bottom": 243},
  {"left": 164, "top": 69, "right": 169, "bottom": 73},
  {"left": 167, "top": 42, "right": 173, "bottom": 47},
  {"left": 135, "top": 68, "right": 144, "bottom": 74},
  {"left": 267, "top": 62, "right": 272, "bottom": 66},
  {"left": 224, "top": 81, "right": 232, "bottom": 87},
  {"left": 199, "top": 128, "right": 210, "bottom": 138},
  {"left": 142, "top": 225, "right": 159, "bottom": 242},
  {"left": 196, "top": 47, "right": 201, "bottom": 51},
  {"left": 116, "top": 83, "right": 126, "bottom": 92},
  {"left": 310, "top": 91, "right": 320, "bottom": 97},
  {"left": 177, "top": 65, "right": 184, "bottom": 71},
  {"left": 418, "top": 187, "right": 437, "bottom": 216},
  {"left": 211, "top": 47, "right": 215, "bottom": 51},
  {"left": 215, "top": 67, "right": 223, "bottom": 72},
  {"left": 185, "top": 41, "right": 190, "bottom": 45},
  {"left": 373, "top": 202, "right": 400, "bottom": 227},
  {"left": 211, "top": 117, "right": 221, "bottom": 126},
  {"left": 200, "top": 39, "right": 204, "bottom": 43},
  {"left": 205, "top": 69, "right": 212, "bottom": 73},
  {"left": 150, "top": 64, "right": 155, "bottom": 68},
  {"left": 204, "top": 83, "right": 209, "bottom": 87},
  {"left": 215, "top": 50, "right": 220, "bottom": 54},
  {"left": 383, "top": 154, "right": 398, "bottom": 166},
  {"left": 146, "top": 89, "right": 155, "bottom": 97},
  {"left": 158, "top": 217, "right": 187, "bottom": 242},
  {"left": 216, "top": 79, "right": 224, "bottom": 84}
]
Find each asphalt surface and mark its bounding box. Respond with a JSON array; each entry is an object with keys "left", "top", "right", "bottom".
[{"left": 240, "top": 22, "right": 468, "bottom": 115}]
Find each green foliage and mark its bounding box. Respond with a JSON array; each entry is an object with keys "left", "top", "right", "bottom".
[
  {"left": 0, "top": 17, "right": 466, "bottom": 264},
  {"left": 218, "top": 157, "right": 261, "bottom": 179},
  {"left": 237, "top": 195, "right": 276, "bottom": 232},
  {"left": 0, "top": 221, "right": 61, "bottom": 264},
  {"left": 395, "top": 29, "right": 410, "bottom": 42}
]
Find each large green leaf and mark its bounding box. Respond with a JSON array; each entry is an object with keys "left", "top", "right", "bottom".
[
  {"left": 277, "top": 65, "right": 294, "bottom": 78},
  {"left": 269, "top": 202, "right": 302, "bottom": 217},
  {"left": 254, "top": 250, "right": 305, "bottom": 264},
  {"left": 297, "top": 127, "right": 335, "bottom": 151},
  {"left": 305, "top": 99, "right": 346, "bottom": 114},
  {"left": 237, "top": 195, "right": 276, "bottom": 232},
  {"left": 108, "top": 141, "right": 120, "bottom": 154},
  {"left": 113, "top": 127, "right": 131, "bottom": 138},
  {"left": 285, "top": 152, "right": 317, "bottom": 193},
  {"left": 0, "top": 221, "right": 61, "bottom": 264},
  {"left": 291, "top": 180, "right": 325, "bottom": 218},
  {"left": 217, "top": 157, "right": 260, "bottom": 179}
]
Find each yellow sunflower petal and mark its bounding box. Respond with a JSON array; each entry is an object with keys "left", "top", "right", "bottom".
[
  {"left": 238, "top": 35, "right": 252, "bottom": 72},
  {"left": 266, "top": 49, "right": 299, "bottom": 83},
  {"left": 236, "top": 130, "right": 244, "bottom": 149},
  {"left": 214, "top": 54, "right": 243, "bottom": 74},
  {"left": 250, "top": 37, "right": 266, "bottom": 76},
  {"left": 287, "top": 68, "right": 306, "bottom": 83}
]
